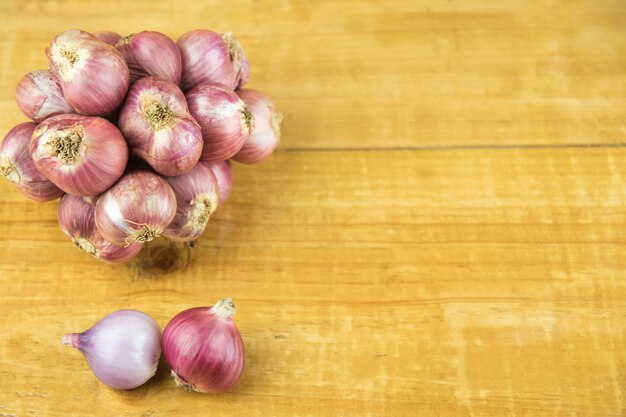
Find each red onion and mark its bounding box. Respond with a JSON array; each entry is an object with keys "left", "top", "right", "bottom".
[
  {"left": 94, "top": 31, "right": 122, "bottom": 46},
  {"left": 162, "top": 299, "right": 245, "bottom": 393},
  {"left": 118, "top": 77, "right": 202, "bottom": 176},
  {"left": 47, "top": 29, "right": 129, "bottom": 115},
  {"left": 203, "top": 160, "right": 233, "bottom": 204},
  {"left": 15, "top": 70, "right": 73, "bottom": 122},
  {"left": 0, "top": 122, "right": 63, "bottom": 202},
  {"left": 186, "top": 82, "right": 253, "bottom": 161},
  {"left": 234, "top": 89, "right": 283, "bottom": 163},
  {"left": 177, "top": 30, "right": 247, "bottom": 91},
  {"left": 95, "top": 170, "right": 176, "bottom": 246},
  {"left": 116, "top": 31, "right": 182, "bottom": 85},
  {"left": 163, "top": 163, "right": 219, "bottom": 242},
  {"left": 58, "top": 194, "right": 142, "bottom": 263},
  {"left": 62, "top": 310, "right": 161, "bottom": 390},
  {"left": 30, "top": 114, "right": 128, "bottom": 196}
]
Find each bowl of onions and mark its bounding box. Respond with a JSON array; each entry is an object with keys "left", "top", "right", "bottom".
[{"left": 1, "top": 28, "right": 283, "bottom": 264}]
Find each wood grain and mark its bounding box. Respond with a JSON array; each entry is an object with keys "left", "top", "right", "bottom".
[{"left": 1, "top": 1, "right": 625, "bottom": 416}]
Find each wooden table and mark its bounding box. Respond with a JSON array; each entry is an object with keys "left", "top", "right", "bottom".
[{"left": 1, "top": 1, "right": 625, "bottom": 416}]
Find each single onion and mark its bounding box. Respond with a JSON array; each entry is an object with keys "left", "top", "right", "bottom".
[
  {"left": 234, "top": 89, "right": 283, "bottom": 163},
  {"left": 177, "top": 30, "right": 248, "bottom": 91},
  {"left": 116, "top": 31, "right": 182, "bottom": 85},
  {"left": 186, "top": 82, "right": 254, "bottom": 161},
  {"left": 94, "top": 31, "right": 122, "bottom": 46},
  {"left": 58, "top": 194, "right": 142, "bottom": 263},
  {"left": 30, "top": 114, "right": 128, "bottom": 196},
  {"left": 0, "top": 122, "right": 63, "bottom": 202},
  {"left": 163, "top": 163, "right": 219, "bottom": 242},
  {"left": 118, "top": 77, "right": 202, "bottom": 176},
  {"left": 95, "top": 170, "right": 176, "bottom": 246},
  {"left": 15, "top": 70, "right": 73, "bottom": 122},
  {"left": 203, "top": 160, "right": 233, "bottom": 204},
  {"left": 47, "top": 29, "right": 129, "bottom": 115},
  {"left": 61, "top": 310, "right": 161, "bottom": 390},
  {"left": 162, "top": 299, "right": 245, "bottom": 393}
]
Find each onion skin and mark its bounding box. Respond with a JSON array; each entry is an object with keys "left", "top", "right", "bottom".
[
  {"left": 0, "top": 122, "right": 63, "bottom": 202},
  {"left": 186, "top": 82, "right": 254, "bottom": 162},
  {"left": 15, "top": 70, "right": 73, "bottom": 122},
  {"left": 119, "top": 77, "right": 202, "bottom": 176},
  {"left": 94, "top": 170, "right": 177, "bottom": 246},
  {"left": 117, "top": 31, "right": 182, "bottom": 85},
  {"left": 202, "top": 160, "right": 233, "bottom": 204},
  {"left": 94, "top": 31, "right": 122, "bottom": 46},
  {"left": 62, "top": 310, "right": 161, "bottom": 390},
  {"left": 162, "top": 299, "right": 245, "bottom": 393},
  {"left": 234, "top": 89, "right": 283, "bottom": 164},
  {"left": 177, "top": 30, "right": 242, "bottom": 91},
  {"left": 222, "top": 32, "right": 249, "bottom": 90},
  {"left": 47, "top": 29, "right": 129, "bottom": 115},
  {"left": 163, "top": 163, "right": 219, "bottom": 242},
  {"left": 58, "top": 194, "right": 142, "bottom": 263},
  {"left": 30, "top": 114, "right": 128, "bottom": 196}
]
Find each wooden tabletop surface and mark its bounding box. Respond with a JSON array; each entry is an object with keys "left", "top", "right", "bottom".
[{"left": 1, "top": 1, "right": 625, "bottom": 416}]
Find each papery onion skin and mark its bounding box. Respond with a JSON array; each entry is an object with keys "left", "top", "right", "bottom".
[
  {"left": 233, "top": 89, "right": 283, "bottom": 164},
  {"left": 163, "top": 163, "right": 219, "bottom": 242},
  {"left": 0, "top": 122, "right": 64, "bottom": 202},
  {"left": 162, "top": 299, "right": 245, "bottom": 393},
  {"left": 47, "top": 29, "right": 129, "bottom": 115},
  {"left": 94, "top": 170, "right": 177, "bottom": 246},
  {"left": 58, "top": 194, "right": 142, "bottom": 263},
  {"left": 222, "top": 32, "right": 249, "bottom": 90},
  {"left": 186, "top": 82, "right": 253, "bottom": 162},
  {"left": 30, "top": 114, "right": 128, "bottom": 196},
  {"left": 118, "top": 77, "right": 202, "bottom": 176},
  {"left": 177, "top": 30, "right": 240, "bottom": 91},
  {"left": 202, "top": 160, "right": 233, "bottom": 204},
  {"left": 94, "top": 31, "right": 122, "bottom": 46},
  {"left": 61, "top": 310, "right": 161, "bottom": 390},
  {"left": 15, "top": 70, "right": 73, "bottom": 122},
  {"left": 117, "top": 31, "right": 182, "bottom": 85}
]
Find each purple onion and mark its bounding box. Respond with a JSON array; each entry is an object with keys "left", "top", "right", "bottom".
[
  {"left": 1, "top": 122, "right": 64, "bottom": 202},
  {"left": 61, "top": 310, "right": 161, "bottom": 390},
  {"left": 203, "top": 160, "right": 233, "bottom": 204},
  {"left": 117, "top": 31, "right": 182, "bottom": 85}
]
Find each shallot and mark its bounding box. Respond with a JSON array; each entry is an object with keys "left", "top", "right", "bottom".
[
  {"left": 30, "top": 114, "right": 128, "bottom": 196},
  {"left": 62, "top": 310, "right": 161, "bottom": 390},
  {"left": 162, "top": 298, "right": 245, "bottom": 393},
  {"left": 0, "top": 122, "right": 63, "bottom": 202},
  {"left": 47, "top": 29, "right": 129, "bottom": 115},
  {"left": 95, "top": 170, "right": 176, "bottom": 246}
]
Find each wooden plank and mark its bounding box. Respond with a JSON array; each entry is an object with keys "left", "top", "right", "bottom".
[
  {"left": 1, "top": 0, "right": 625, "bottom": 148},
  {"left": 0, "top": 148, "right": 624, "bottom": 416}
]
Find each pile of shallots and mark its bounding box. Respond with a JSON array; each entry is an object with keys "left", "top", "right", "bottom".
[{"left": 0, "top": 29, "right": 282, "bottom": 263}]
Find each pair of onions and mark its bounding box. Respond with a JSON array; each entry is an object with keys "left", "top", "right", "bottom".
[
  {"left": 1, "top": 28, "right": 283, "bottom": 263},
  {"left": 62, "top": 299, "right": 245, "bottom": 393}
]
